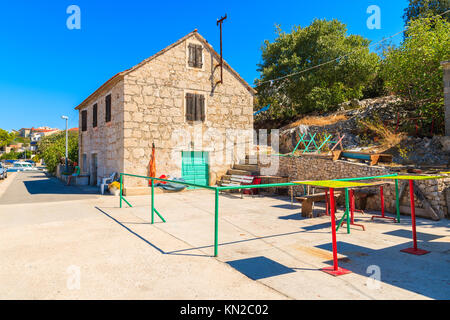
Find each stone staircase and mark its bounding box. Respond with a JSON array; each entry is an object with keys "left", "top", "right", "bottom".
[{"left": 219, "top": 155, "right": 260, "bottom": 185}]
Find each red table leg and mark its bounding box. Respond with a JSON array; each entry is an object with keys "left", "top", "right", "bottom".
[
  {"left": 372, "top": 185, "right": 396, "bottom": 222},
  {"left": 322, "top": 188, "right": 352, "bottom": 276},
  {"left": 401, "top": 180, "right": 430, "bottom": 255}
]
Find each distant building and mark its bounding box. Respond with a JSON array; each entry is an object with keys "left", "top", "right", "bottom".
[
  {"left": 30, "top": 127, "right": 60, "bottom": 143},
  {"left": 18, "top": 128, "right": 32, "bottom": 138}
]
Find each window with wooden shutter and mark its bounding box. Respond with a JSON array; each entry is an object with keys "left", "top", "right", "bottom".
[
  {"left": 188, "top": 44, "right": 196, "bottom": 68},
  {"left": 93, "top": 103, "right": 98, "bottom": 128},
  {"left": 105, "top": 94, "right": 111, "bottom": 123},
  {"left": 188, "top": 44, "right": 203, "bottom": 68},
  {"left": 81, "top": 110, "right": 87, "bottom": 132},
  {"left": 195, "top": 45, "right": 203, "bottom": 68},
  {"left": 186, "top": 93, "right": 205, "bottom": 122},
  {"left": 186, "top": 93, "right": 195, "bottom": 121}
]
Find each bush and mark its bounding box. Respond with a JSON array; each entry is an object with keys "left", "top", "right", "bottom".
[
  {"left": 38, "top": 131, "right": 78, "bottom": 174},
  {"left": 381, "top": 15, "right": 450, "bottom": 134},
  {"left": 256, "top": 19, "right": 380, "bottom": 124}
]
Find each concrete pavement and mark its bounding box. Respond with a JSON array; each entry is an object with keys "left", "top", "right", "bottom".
[
  {"left": 0, "top": 171, "right": 100, "bottom": 205},
  {"left": 0, "top": 172, "right": 449, "bottom": 299}
]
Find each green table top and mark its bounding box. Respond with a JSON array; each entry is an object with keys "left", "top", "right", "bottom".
[{"left": 293, "top": 180, "right": 378, "bottom": 189}]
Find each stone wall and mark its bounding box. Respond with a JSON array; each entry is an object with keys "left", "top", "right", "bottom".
[
  {"left": 261, "top": 155, "right": 449, "bottom": 219},
  {"left": 78, "top": 80, "right": 125, "bottom": 185},
  {"left": 122, "top": 33, "right": 254, "bottom": 187}
]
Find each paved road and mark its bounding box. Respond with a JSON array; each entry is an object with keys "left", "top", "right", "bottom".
[{"left": 0, "top": 171, "right": 100, "bottom": 205}]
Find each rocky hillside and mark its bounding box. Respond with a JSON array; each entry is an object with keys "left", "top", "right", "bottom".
[{"left": 278, "top": 96, "right": 450, "bottom": 167}]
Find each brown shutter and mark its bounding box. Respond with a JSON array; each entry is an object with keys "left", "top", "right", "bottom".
[
  {"left": 199, "top": 95, "right": 205, "bottom": 121},
  {"left": 194, "top": 94, "right": 202, "bottom": 121},
  {"left": 188, "top": 44, "right": 195, "bottom": 67},
  {"left": 93, "top": 103, "right": 98, "bottom": 128},
  {"left": 81, "top": 110, "right": 87, "bottom": 131},
  {"left": 105, "top": 95, "right": 111, "bottom": 122},
  {"left": 186, "top": 93, "right": 194, "bottom": 121},
  {"left": 195, "top": 45, "right": 203, "bottom": 68}
]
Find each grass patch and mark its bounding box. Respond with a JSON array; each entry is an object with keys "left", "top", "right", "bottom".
[{"left": 283, "top": 114, "right": 347, "bottom": 130}]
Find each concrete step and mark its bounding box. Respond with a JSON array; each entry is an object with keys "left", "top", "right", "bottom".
[
  {"left": 240, "top": 156, "right": 259, "bottom": 165},
  {"left": 227, "top": 169, "right": 252, "bottom": 176},
  {"left": 233, "top": 164, "right": 260, "bottom": 172}
]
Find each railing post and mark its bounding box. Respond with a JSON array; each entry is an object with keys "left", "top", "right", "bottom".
[
  {"left": 395, "top": 179, "right": 400, "bottom": 223},
  {"left": 345, "top": 188, "right": 350, "bottom": 234},
  {"left": 214, "top": 188, "right": 219, "bottom": 257},
  {"left": 120, "top": 174, "right": 123, "bottom": 209},
  {"left": 151, "top": 179, "right": 155, "bottom": 224}
]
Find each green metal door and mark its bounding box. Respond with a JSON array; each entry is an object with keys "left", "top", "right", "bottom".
[{"left": 181, "top": 151, "right": 209, "bottom": 189}]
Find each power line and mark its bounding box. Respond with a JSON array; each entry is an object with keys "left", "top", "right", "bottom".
[{"left": 255, "top": 9, "right": 450, "bottom": 88}]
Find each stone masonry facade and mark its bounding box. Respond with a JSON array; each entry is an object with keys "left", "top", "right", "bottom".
[
  {"left": 260, "top": 155, "right": 449, "bottom": 219},
  {"left": 76, "top": 31, "right": 254, "bottom": 189}
]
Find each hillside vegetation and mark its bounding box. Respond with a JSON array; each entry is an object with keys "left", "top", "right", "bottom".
[{"left": 255, "top": 2, "right": 450, "bottom": 136}]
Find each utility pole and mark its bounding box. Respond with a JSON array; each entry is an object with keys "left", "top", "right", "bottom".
[
  {"left": 61, "top": 116, "right": 69, "bottom": 172},
  {"left": 216, "top": 14, "right": 227, "bottom": 85}
]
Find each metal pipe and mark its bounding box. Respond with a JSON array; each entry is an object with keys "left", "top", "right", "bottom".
[
  {"left": 214, "top": 188, "right": 219, "bottom": 257},
  {"left": 409, "top": 180, "right": 418, "bottom": 251},
  {"left": 216, "top": 14, "right": 227, "bottom": 85},
  {"left": 120, "top": 174, "right": 123, "bottom": 209},
  {"left": 151, "top": 179, "right": 154, "bottom": 224},
  {"left": 395, "top": 179, "right": 400, "bottom": 223},
  {"left": 329, "top": 188, "right": 339, "bottom": 271},
  {"left": 335, "top": 174, "right": 398, "bottom": 182}
]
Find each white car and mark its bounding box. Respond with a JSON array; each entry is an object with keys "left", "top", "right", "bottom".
[
  {"left": 8, "top": 161, "right": 39, "bottom": 172},
  {"left": 0, "top": 163, "right": 7, "bottom": 179}
]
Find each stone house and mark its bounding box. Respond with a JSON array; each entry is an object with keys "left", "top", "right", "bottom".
[{"left": 75, "top": 30, "right": 255, "bottom": 192}]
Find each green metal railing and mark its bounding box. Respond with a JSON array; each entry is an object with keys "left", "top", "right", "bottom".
[
  {"left": 119, "top": 172, "right": 298, "bottom": 257},
  {"left": 119, "top": 173, "right": 402, "bottom": 257}
]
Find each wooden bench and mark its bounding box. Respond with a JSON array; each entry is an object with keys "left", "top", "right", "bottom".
[
  {"left": 220, "top": 175, "right": 255, "bottom": 198},
  {"left": 332, "top": 151, "right": 393, "bottom": 166},
  {"left": 296, "top": 191, "right": 343, "bottom": 218}
]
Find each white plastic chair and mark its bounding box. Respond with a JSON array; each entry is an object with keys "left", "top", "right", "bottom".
[{"left": 101, "top": 172, "right": 117, "bottom": 195}]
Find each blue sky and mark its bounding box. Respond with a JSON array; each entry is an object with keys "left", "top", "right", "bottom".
[{"left": 0, "top": 0, "right": 408, "bottom": 131}]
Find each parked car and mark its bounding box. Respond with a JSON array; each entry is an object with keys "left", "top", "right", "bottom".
[
  {"left": 7, "top": 161, "right": 39, "bottom": 172},
  {"left": 0, "top": 163, "right": 7, "bottom": 179}
]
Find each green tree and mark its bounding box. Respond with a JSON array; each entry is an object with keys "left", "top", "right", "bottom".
[
  {"left": 381, "top": 15, "right": 450, "bottom": 133},
  {"left": 38, "top": 131, "right": 78, "bottom": 173},
  {"left": 0, "top": 129, "right": 15, "bottom": 147},
  {"left": 403, "top": 0, "right": 450, "bottom": 25},
  {"left": 0, "top": 151, "right": 20, "bottom": 160},
  {"left": 255, "top": 19, "right": 380, "bottom": 124}
]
